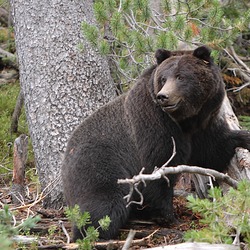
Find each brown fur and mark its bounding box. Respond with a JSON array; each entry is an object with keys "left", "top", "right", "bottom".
[{"left": 62, "top": 46, "right": 250, "bottom": 240}]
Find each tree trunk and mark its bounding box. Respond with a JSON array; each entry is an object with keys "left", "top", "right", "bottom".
[{"left": 10, "top": 0, "right": 117, "bottom": 208}]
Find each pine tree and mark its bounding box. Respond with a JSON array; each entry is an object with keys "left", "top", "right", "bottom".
[{"left": 82, "top": 0, "right": 250, "bottom": 90}]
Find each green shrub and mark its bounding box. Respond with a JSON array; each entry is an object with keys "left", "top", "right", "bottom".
[
  {"left": 65, "top": 205, "right": 111, "bottom": 250},
  {"left": 0, "top": 205, "right": 40, "bottom": 250},
  {"left": 184, "top": 180, "right": 250, "bottom": 247}
]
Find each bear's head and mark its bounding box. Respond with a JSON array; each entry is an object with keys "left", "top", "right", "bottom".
[{"left": 151, "top": 46, "right": 225, "bottom": 130}]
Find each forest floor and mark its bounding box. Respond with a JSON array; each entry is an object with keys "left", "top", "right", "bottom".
[{"left": 0, "top": 182, "right": 205, "bottom": 250}]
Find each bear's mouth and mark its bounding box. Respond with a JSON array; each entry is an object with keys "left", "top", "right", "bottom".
[{"left": 161, "top": 102, "right": 180, "bottom": 112}]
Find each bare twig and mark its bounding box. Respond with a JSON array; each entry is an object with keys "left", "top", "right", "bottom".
[
  {"left": 227, "top": 67, "right": 250, "bottom": 83},
  {"left": 0, "top": 47, "right": 15, "bottom": 59},
  {"left": 95, "top": 228, "right": 160, "bottom": 249},
  {"left": 59, "top": 220, "right": 70, "bottom": 244},
  {"left": 10, "top": 176, "right": 61, "bottom": 213},
  {"left": 229, "top": 46, "right": 250, "bottom": 73},
  {"left": 232, "top": 82, "right": 250, "bottom": 93},
  {"left": 162, "top": 137, "right": 176, "bottom": 168},
  {"left": 122, "top": 229, "right": 136, "bottom": 250}
]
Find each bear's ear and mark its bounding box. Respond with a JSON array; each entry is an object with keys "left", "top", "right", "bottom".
[
  {"left": 155, "top": 49, "right": 172, "bottom": 65},
  {"left": 193, "top": 46, "right": 212, "bottom": 63}
]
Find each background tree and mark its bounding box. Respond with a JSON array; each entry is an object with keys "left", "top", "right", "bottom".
[
  {"left": 82, "top": 0, "right": 250, "bottom": 90},
  {"left": 10, "top": 0, "right": 117, "bottom": 208}
]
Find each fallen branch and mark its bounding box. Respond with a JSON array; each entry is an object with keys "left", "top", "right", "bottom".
[
  {"left": 232, "top": 82, "right": 250, "bottom": 93},
  {"left": 11, "top": 134, "right": 28, "bottom": 204},
  {"left": 58, "top": 228, "right": 160, "bottom": 249},
  {"left": 147, "top": 242, "right": 240, "bottom": 250},
  {"left": 0, "top": 48, "right": 18, "bottom": 70},
  {"left": 0, "top": 47, "right": 15, "bottom": 59},
  {"left": 122, "top": 229, "right": 136, "bottom": 250},
  {"left": 118, "top": 165, "right": 238, "bottom": 188},
  {"left": 118, "top": 164, "right": 239, "bottom": 206}
]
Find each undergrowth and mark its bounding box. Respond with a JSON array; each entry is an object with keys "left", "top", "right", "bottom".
[
  {"left": 185, "top": 180, "right": 250, "bottom": 248},
  {"left": 0, "top": 205, "right": 40, "bottom": 250},
  {"left": 0, "top": 82, "right": 35, "bottom": 182},
  {"left": 65, "top": 205, "right": 111, "bottom": 250}
]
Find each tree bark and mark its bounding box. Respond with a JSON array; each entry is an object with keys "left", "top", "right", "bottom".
[{"left": 10, "top": 0, "right": 117, "bottom": 208}]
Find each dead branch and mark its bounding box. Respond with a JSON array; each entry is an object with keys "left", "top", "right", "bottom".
[
  {"left": 226, "top": 66, "right": 250, "bottom": 83},
  {"left": 237, "top": 55, "right": 250, "bottom": 62},
  {"left": 232, "top": 82, "right": 250, "bottom": 92},
  {"left": 222, "top": 49, "right": 250, "bottom": 92},
  {"left": 11, "top": 134, "right": 28, "bottom": 204},
  {"left": 43, "top": 228, "right": 160, "bottom": 249},
  {"left": 11, "top": 90, "right": 24, "bottom": 133},
  {"left": 219, "top": 95, "right": 241, "bottom": 130},
  {"left": 228, "top": 46, "right": 250, "bottom": 74},
  {"left": 118, "top": 164, "right": 239, "bottom": 206},
  {"left": 0, "top": 47, "right": 18, "bottom": 70},
  {"left": 95, "top": 228, "right": 160, "bottom": 249},
  {"left": 146, "top": 242, "right": 240, "bottom": 250},
  {"left": 118, "top": 120, "right": 250, "bottom": 205},
  {"left": 122, "top": 229, "right": 136, "bottom": 250},
  {"left": 0, "top": 47, "right": 15, "bottom": 59},
  {"left": 12, "top": 235, "right": 37, "bottom": 244},
  {"left": 220, "top": 147, "right": 250, "bottom": 194},
  {"left": 59, "top": 220, "right": 71, "bottom": 244},
  {"left": 0, "top": 7, "right": 9, "bottom": 26},
  {"left": 10, "top": 175, "right": 61, "bottom": 213}
]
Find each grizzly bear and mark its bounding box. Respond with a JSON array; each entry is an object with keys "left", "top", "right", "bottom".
[{"left": 61, "top": 46, "right": 250, "bottom": 240}]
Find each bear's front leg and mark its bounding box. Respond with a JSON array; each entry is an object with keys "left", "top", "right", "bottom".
[{"left": 131, "top": 176, "right": 177, "bottom": 225}]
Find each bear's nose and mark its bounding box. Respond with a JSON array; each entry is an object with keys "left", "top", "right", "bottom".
[{"left": 157, "top": 93, "right": 169, "bottom": 103}]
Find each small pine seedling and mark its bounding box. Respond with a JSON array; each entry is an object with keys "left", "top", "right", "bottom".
[{"left": 65, "top": 204, "right": 111, "bottom": 250}]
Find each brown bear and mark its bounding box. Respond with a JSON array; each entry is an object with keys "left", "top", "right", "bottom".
[{"left": 61, "top": 46, "right": 250, "bottom": 241}]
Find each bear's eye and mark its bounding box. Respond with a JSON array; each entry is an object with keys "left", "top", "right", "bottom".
[
  {"left": 176, "top": 75, "right": 183, "bottom": 81},
  {"left": 160, "top": 77, "right": 166, "bottom": 83}
]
